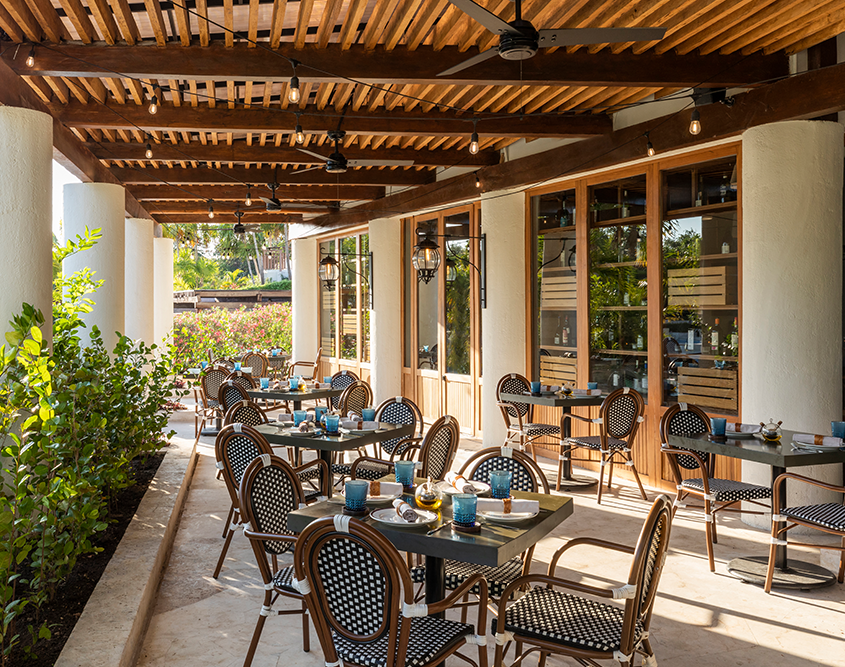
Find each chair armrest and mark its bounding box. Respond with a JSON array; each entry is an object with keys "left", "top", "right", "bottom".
[
  {"left": 548, "top": 537, "right": 635, "bottom": 574},
  {"left": 427, "top": 572, "right": 489, "bottom": 618},
  {"left": 287, "top": 361, "right": 316, "bottom": 377},
  {"left": 496, "top": 401, "right": 525, "bottom": 429},
  {"left": 773, "top": 472, "right": 845, "bottom": 509},
  {"left": 562, "top": 413, "right": 602, "bottom": 425},
  {"left": 350, "top": 456, "right": 395, "bottom": 478},
  {"left": 295, "top": 458, "right": 331, "bottom": 497},
  {"left": 391, "top": 436, "right": 423, "bottom": 460},
  {"left": 243, "top": 529, "right": 298, "bottom": 544},
  {"left": 660, "top": 446, "right": 710, "bottom": 473}
]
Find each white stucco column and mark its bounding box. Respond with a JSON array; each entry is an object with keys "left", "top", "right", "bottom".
[
  {"left": 741, "top": 120, "right": 844, "bottom": 528},
  {"left": 369, "top": 217, "right": 402, "bottom": 402},
  {"left": 291, "top": 237, "right": 319, "bottom": 363},
  {"left": 153, "top": 237, "right": 174, "bottom": 345},
  {"left": 63, "top": 183, "right": 126, "bottom": 350},
  {"left": 481, "top": 190, "right": 527, "bottom": 445},
  {"left": 124, "top": 218, "right": 154, "bottom": 343},
  {"left": 0, "top": 107, "right": 53, "bottom": 341}
]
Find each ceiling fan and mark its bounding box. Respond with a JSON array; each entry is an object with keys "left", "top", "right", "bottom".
[
  {"left": 296, "top": 130, "right": 415, "bottom": 174},
  {"left": 259, "top": 182, "right": 338, "bottom": 211},
  {"left": 438, "top": 0, "right": 667, "bottom": 76}
]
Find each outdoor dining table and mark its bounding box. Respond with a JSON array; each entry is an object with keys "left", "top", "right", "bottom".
[
  {"left": 246, "top": 385, "right": 343, "bottom": 411},
  {"left": 500, "top": 391, "right": 605, "bottom": 491},
  {"left": 254, "top": 421, "right": 416, "bottom": 497},
  {"left": 667, "top": 428, "right": 845, "bottom": 589}
]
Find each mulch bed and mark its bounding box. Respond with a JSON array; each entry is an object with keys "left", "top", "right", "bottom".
[{"left": 9, "top": 450, "right": 166, "bottom": 666}]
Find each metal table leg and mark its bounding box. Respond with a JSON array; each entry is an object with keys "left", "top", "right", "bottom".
[{"left": 556, "top": 406, "right": 597, "bottom": 491}]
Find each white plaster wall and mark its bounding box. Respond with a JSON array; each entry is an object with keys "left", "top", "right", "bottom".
[
  {"left": 63, "top": 183, "right": 126, "bottom": 351},
  {"left": 0, "top": 107, "right": 53, "bottom": 342},
  {"left": 741, "top": 120, "right": 844, "bottom": 526},
  {"left": 291, "top": 237, "right": 319, "bottom": 363},
  {"left": 481, "top": 190, "right": 527, "bottom": 445},
  {"left": 124, "top": 218, "right": 154, "bottom": 343},
  {"left": 369, "top": 217, "right": 402, "bottom": 402},
  {"left": 153, "top": 237, "right": 174, "bottom": 345}
]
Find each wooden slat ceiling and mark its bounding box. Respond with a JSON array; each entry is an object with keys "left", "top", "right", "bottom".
[{"left": 0, "top": 0, "right": 839, "bottom": 222}]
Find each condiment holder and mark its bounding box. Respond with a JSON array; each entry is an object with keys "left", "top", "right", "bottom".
[{"left": 760, "top": 419, "right": 783, "bottom": 442}]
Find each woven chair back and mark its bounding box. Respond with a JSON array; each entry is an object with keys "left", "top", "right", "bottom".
[
  {"left": 329, "top": 370, "right": 359, "bottom": 409},
  {"left": 211, "top": 358, "right": 235, "bottom": 370},
  {"left": 224, "top": 400, "right": 269, "bottom": 427},
  {"left": 214, "top": 424, "right": 272, "bottom": 508},
  {"left": 496, "top": 373, "right": 532, "bottom": 422},
  {"left": 201, "top": 367, "right": 229, "bottom": 408},
  {"left": 338, "top": 380, "right": 373, "bottom": 418},
  {"left": 460, "top": 446, "right": 549, "bottom": 493},
  {"left": 219, "top": 380, "right": 251, "bottom": 414},
  {"left": 242, "top": 352, "right": 269, "bottom": 377},
  {"left": 659, "top": 403, "right": 712, "bottom": 471},
  {"left": 600, "top": 387, "right": 645, "bottom": 439},
  {"left": 419, "top": 415, "right": 460, "bottom": 480},
  {"left": 239, "top": 454, "right": 304, "bottom": 555},
  {"left": 374, "top": 397, "right": 423, "bottom": 456}
]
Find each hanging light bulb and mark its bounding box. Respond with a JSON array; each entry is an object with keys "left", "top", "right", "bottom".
[
  {"left": 207, "top": 200, "right": 214, "bottom": 219},
  {"left": 144, "top": 143, "right": 153, "bottom": 159},
  {"left": 689, "top": 108, "right": 701, "bottom": 135},
  {"left": 288, "top": 61, "right": 301, "bottom": 104},
  {"left": 25, "top": 46, "right": 35, "bottom": 68},
  {"left": 475, "top": 174, "right": 481, "bottom": 189},
  {"left": 645, "top": 131, "right": 655, "bottom": 157},
  {"left": 148, "top": 93, "right": 159, "bottom": 115},
  {"left": 295, "top": 122, "right": 305, "bottom": 144},
  {"left": 469, "top": 130, "right": 479, "bottom": 155},
  {"left": 245, "top": 185, "right": 252, "bottom": 207}
]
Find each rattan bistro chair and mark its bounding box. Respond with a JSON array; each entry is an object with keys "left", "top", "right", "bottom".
[
  {"left": 224, "top": 399, "right": 270, "bottom": 428},
  {"left": 328, "top": 370, "right": 359, "bottom": 409},
  {"left": 287, "top": 347, "right": 322, "bottom": 380},
  {"left": 294, "top": 516, "right": 489, "bottom": 667},
  {"left": 241, "top": 351, "right": 269, "bottom": 378},
  {"left": 659, "top": 403, "right": 771, "bottom": 572},
  {"left": 200, "top": 365, "right": 229, "bottom": 419},
  {"left": 219, "top": 379, "right": 252, "bottom": 414},
  {"left": 337, "top": 379, "right": 374, "bottom": 418},
  {"left": 238, "top": 454, "right": 311, "bottom": 667},
  {"left": 765, "top": 473, "right": 845, "bottom": 593},
  {"left": 563, "top": 387, "right": 648, "bottom": 504},
  {"left": 492, "top": 496, "right": 674, "bottom": 667},
  {"left": 496, "top": 374, "right": 561, "bottom": 459}
]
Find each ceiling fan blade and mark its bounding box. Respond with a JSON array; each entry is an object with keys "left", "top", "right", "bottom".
[
  {"left": 296, "top": 148, "right": 330, "bottom": 162},
  {"left": 259, "top": 196, "right": 279, "bottom": 205},
  {"left": 347, "top": 159, "right": 416, "bottom": 167},
  {"left": 537, "top": 27, "right": 666, "bottom": 48},
  {"left": 287, "top": 166, "right": 324, "bottom": 175},
  {"left": 446, "top": 0, "right": 518, "bottom": 36},
  {"left": 437, "top": 46, "right": 499, "bottom": 77}
]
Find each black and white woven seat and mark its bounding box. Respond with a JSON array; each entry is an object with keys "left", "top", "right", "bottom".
[
  {"left": 491, "top": 496, "right": 673, "bottom": 667},
  {"left": 329, "top": 370, "right": 359, "bottom": 409},
  {"left": 334, "top": 460, "right": 391, "bottom": 480},
  {"left": 765, "top": 473, "right": 845, "bottom": 593},
  {"left": 293, "top": 516, "right": 489, "bottom": 667},
  {"left": 660, "top": 403, "right": 771, "bottom": 573},
  {"left": 496, "top": 373, "right": 561, "bottom": 459},
  {"left": 239, "top": 454, "right": 314, "bottom": 666},
  {"left": 411, "top": 557, "right": 524, "bottom": 598},
  {"left": 565, "top": 434, "right": 629, "bottom": 451}
]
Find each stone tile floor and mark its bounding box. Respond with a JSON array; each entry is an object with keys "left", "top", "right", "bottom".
[{"left": 137, "top": 411, "right": 845, "bottom": 667}]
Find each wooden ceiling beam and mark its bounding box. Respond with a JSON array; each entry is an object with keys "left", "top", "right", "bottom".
[
  {"left": 110, "top": 165, "right": 436, "bottom": 186},
  {"left": 12, "top": 43, "right": 788, "bottom": 89},
  {"left": 146, "top": 201, "right": 334, "bottom": 214},
  {"left": 87, "top": 141, "right": 498, "bottom": 166},
  {"left": 152, "top": 213, "right": 303, "bottom": 225},
  {"left": 128, "top": 184, "right": 385, "bottom": 201},
  {"left": 53, "top": 101, "right": 610, "bottom": 139}
]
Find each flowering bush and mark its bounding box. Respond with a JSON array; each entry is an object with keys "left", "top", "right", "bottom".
[{"left": 173, "top": 304, "right": 292, "bottom": 367}]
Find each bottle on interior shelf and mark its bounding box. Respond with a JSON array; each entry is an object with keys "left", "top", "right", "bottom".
[
  {"left": 611, "top": 369, "right": 621, "bottom": 387},
  {"left": 722, "top": 241, "right": 730, "bottom": 254},
  {"left": 642, "top": 362, "right": 649, "bottom": 390},
  {"left": 636, "top": 334, "right": 644, "bottom": 351},
  {"left": 720, "top": 175, "right": 728, "bottom": 203},
  {"left": 730, "top": 317, "right": 739, "bottom": 356},
  {"left": 621, "top": 190, "right": 630, "bottom": 218},
  {"left": 562, "top": 316, "right": 570, "bottom": 346},
  {"left": 686, "top": 328, "right": 696, "bottom": 351},
  {"left": 695, "top": 191, "right": 703, "bottom": 207},
  {"left": 623, "top": 292, "right": 630, "bottom": 306},
  {"left": 554, "top": 315, "right": 561, "bottom": 345},
  {"left": 711, "top": 318, "right": 720, "bottom": 355}
]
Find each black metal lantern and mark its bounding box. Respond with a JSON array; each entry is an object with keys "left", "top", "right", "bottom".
[
  {"left": 319, "top": 255, "right": 340, "bottom": 290},
  {"left": 445, "top": 258, "right": 457, "bottom": 283},
  {"left": 412, "top": 232, "right": 441, "bottom": 284}
]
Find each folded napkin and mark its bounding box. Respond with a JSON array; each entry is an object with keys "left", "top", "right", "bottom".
[
  {"left": 341, "top": 419, "right": 378, "bottom": 430},
  {"left": 793, "top": 433, "right": 843, "bottom": 447},
  {"left": 392, "top": 499, "right": 418, "bottom": 522},
  {"left": 368, "top": 481, "right": 403, "bottom": 497},
  {"left": 542, "top": 385, "right": 561, "bottom": 392},
  {"left": 476, "top": 498, "right": 540, "bottom": 514},
  {"left": 572, "top": 388, "right": 602, "bottom": 396},
  {"left": 275, "top": 413, "right": 292, "bottom": 422},
  {"left": 187, "top": 367, "right": 201, "bottom": 374},
  {"left": 725, "top": 422, "right": 760, "bottom": 433},
  {"left": 445, "top": 471, "right": 477, "bottom": 494}
]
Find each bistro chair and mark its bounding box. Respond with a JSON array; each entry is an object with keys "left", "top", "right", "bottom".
[
  {"left": 192, "top": 384, "right": 218, "bottom": 442},
  {"left": 496, "top": 373, "right": 561, "bottom": 460},
  {"left": 337, "top": 379, "right": 374, "bottom": 418},
  {"left": 659, "top": 403, "right": 771, "bottom": 572},
  {"left": 287, "top": 347, "right": 322, "bottom": 380},
  {"left": 241, "top": 351, "right": 269, "bottom": 378},
  {"left": 411, "top": 446, "right": 549, "bottom": 610},
  {"left": 224, "top": 399, "right": 269, "bottom": 428},
  {"left": 199, "top": 365, "right": 229, "bottom": 422},
  {"left": 211, "top": 357, "right": 235, "bottom": 370},
  {"left": 492, "top": 495, "right": 674, "bottom": 667},
  {"left": 328, "top": 370, "right": 359, "bottom": 409},
  {"left": 293, "top": 516, "right": 489, "bottom": 667},
  {"left": 563, "top": 387, "right": 648, "bottom": 504},
  {"left": 266, "top": 354, "right": 288, "bottom": 379},
  {"left": 765, "top": 473, "right": 845, "bottom": 593},
  {"left": 218, "top": 379, "right": 252, "bottom": 415},
  {"left": 238, "top": 454, "right": 311, "bottom": 666}
]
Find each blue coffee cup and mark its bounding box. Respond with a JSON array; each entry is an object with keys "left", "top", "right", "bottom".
[
  {"left": 314, "top": 406, "right": 327, "bottom": 424},
  {"left": 711, "top": 417, "right": 727, "bottom": 436},
  {"left": 832, "top": 421, "right": 845, "bottom": 438},
  {"left": 362, "top": 407, "right": 376, "bottom": 421},
  {"left": 260, "top": 377, "right": 270, "bottom": 389},
  {"left": 530, "top": 381, "right": 541, "bottom": 393},
  {"left": 345, "top": 480, "right": 369, "bottom": 512},
  {"left": 587, "top": 381, "right": 598, "bottom": 390},
  {"left": 394, "top": 460, "right": 415, "bottom": 488},
  {"left": 293, "top": 410, "right": 307, "bottom": 426},
  {"left": 234, "top": 361, "right": 242, "bottom": 371},
  {"left": 324, "top": 376, "right": 332, "bottom": 384},
  {"left": 325, "top": 414, "right": 340, "bottom": 434},
  {"left": 489, "top": 469, "right": 512, "bottom": 499},
  {"left": 452, "top": 494, "right": 477, "bottom": 527},
  {"left": 201, "top": 361, "right": 208, "bottom": 369}
]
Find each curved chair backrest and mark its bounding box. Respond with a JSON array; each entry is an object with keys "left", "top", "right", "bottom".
[
  {"left": 224, "top": 399, "right": 270, "bottom": 427},
  {"left": 219, "top": 380, "right": 251, "bottom": 414},
  {"left": 266, "top": 355, "right": 288, "bottom": 377},
  {"left": 239, "top": 454, "right": 305, "bottom": 558},
  {"left": 459, "top": 446, "right": 549, "bottom": 493},
  {"left": 211, "top": 358, "right": 235, "bottom": 370},
  {"left": 659, "top": 402, "right": 712, "bottom": 473},
  {"left": 600, "top": 387, "right": 646, "bottom": 440},
  {"left": 329, "top": 370, "right": 359, "bottom": 409},
  {"left": 242, "top": 351, "right": 269, "bottom": 377},
  {"left": 201, "top": 367, "right": 229, "bottom": 408},
  {"left": 294, "top": 517, "right": 411, "bottom": 664},
  {"left": 338, "top": 380, "right": 373, "bottom": 418},
  {"left": 619, "top": 495, "right": 673, "bottom": 660},
  {"left": 419, "top": 415, "right": 460, "bottom": 481},
  {"left": 496, "top": 373, "right": 532, "bottom": 423},
  {"left": 374, "top": 396, "right": 423, "bottom": 456},
  {"left": 214, "top": 424, "right": 273, "bottom": 507},
  {"left": 226, "top": 370, "right": 258, "bottom": 388}
]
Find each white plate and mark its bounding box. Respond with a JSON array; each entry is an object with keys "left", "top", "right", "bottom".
[
  {"left": 478, "top": 510, "right": 539, "bottom": 523},
  {"left": 340, "top": 426, "right": 380, "bottom": 434},
  {"left": 339, "top": 492, "right": 401, "bottom": 504},
  {"left": 279, "top": 427, "right": 323, "bottom": 437},
  {"left": 369, "top": 508, "right": 437, "bottom": 527},
  {"left": 791, "top": 440, "right": 843, "bottom": 451},
  {"left": 436, "top": 481, "right": 491, "bottom": 496}
]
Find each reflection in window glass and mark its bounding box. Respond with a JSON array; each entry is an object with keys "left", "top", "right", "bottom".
[
  {"left": 403, "top": 222, "right": 412, "bottom": 367},
  {"left": 320, "top": 240, "right": 336, "bottom": 357},
  {"left": 340, "top": 236, "right": 357, "bottom": 360},
  {"left": 445, "top": 212, "right": 471, "bottom": 375},
  {"left": 417, "top": 219, "right": 438, "bottom": 370},
  {"left": 360, "top": 234, "right": 371, "bottom": 363}
]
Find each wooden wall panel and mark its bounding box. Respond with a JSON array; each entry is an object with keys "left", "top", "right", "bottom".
[{"left": 444, "top": 377, "right": 473, "bottom": 433}]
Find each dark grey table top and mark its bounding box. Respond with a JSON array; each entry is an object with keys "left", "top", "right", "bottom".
[
  {"left": 667, "top": 429, "right": 845, "bottom": 468},
  {"left": 255, "top": 421, "right": 415, "bottom": 453},
  {"left": 247, "top": 386, "right": 343, "bottom": 402},
  {"left": 287, "top": 486, "right": 573, "bottom": 567},
  {"left": 500, "top": 392, "right": 605, "bottom": 408}
]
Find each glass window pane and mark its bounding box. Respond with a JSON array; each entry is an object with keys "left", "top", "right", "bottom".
[
  {"left": 320, "top": 240, "right": 336, "bottom": 357},
  {"left": 416, "top": 219, "right": 438, "bottom": 370},
  {"left": 444, "top": 212, "right": 471, "bottom": 375},
  {"left": 340, "top": 236, "right": 357, "bottom": 360},
  {"left": 360, "top": 233, "right": 370, "bottom": 363},
  {"left": 404, "top": 221, "right": 412, "bottom": 368}
]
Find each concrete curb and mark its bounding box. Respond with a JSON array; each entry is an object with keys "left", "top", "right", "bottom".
[{"left": 55, "top": 435, "right": 199, "bottom": 667}]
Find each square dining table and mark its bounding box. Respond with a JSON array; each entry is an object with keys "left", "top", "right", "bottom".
[
  {"left": 247, "top": 385, "right": 343, "bottom": 411},
  {"left": 667, "top": 428, "right": 845, "bottom": 589},
  {"left": 500, "top": 391, "right": 605, "bottom": 490}
]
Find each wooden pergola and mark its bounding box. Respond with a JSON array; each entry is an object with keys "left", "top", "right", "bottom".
[{"left": 0, "top": 0, "right": 842, "bottom": 228}]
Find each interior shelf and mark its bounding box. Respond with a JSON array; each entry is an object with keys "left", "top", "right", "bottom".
[
  {"left": 591, "top": 213, "right": 647, "bottom": 227},
  {"left": 665, "top": 201, "right": 737, "bottom": 217}
]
